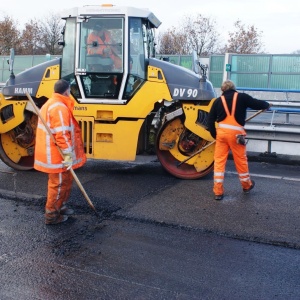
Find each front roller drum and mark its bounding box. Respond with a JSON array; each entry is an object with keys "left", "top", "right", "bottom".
[
  {"left": 0, "top": 113, "right": 37, "bottom": 170},
  {"left": 156, "top": 117, "right": 215, "bottom": 179}
]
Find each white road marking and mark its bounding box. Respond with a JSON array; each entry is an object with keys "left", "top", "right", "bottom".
[{"left": 226, "top": 171, "right": 300, "bottom": 182}]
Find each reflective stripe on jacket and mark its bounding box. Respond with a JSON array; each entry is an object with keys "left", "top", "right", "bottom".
[{"left": 34, "top": 93, "right": 86, "bottom": 173}]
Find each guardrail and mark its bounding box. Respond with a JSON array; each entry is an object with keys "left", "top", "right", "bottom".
[{"left": 237, "top": 88, "right": 300, "bottom": 156}]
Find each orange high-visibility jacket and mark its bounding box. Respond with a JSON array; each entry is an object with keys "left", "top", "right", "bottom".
[
  {"left": 87, "top": 31, "right": 122, "bottom": 69},
  {"left": 34, "top": 93, "right": 86, "bottom": 173}
]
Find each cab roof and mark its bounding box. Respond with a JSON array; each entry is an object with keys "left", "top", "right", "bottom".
[{"left": 60, "top": 4, "right": 162, "bottom": 28}]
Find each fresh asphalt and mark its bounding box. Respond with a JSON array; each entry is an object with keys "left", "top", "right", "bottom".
[{"left": 0, "top": 155, "right": 300, "bottom": 299}]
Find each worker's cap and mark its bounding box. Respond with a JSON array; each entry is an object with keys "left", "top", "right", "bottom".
[{"left": 54, "top": 79, "right": 70, "bottom": 94}]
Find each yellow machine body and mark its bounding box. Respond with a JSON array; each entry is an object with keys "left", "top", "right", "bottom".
[{"left": 0, "top": 4, "right": 216, "bottom": 179}]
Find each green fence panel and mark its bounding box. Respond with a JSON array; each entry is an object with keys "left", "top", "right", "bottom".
[
  {"left": 179, "top": 55, "right": 193, "bottom": 70},
  {"left": 3, "top": 54, "right": 300, "bottom": 91},
  {"left": 33, "top": 56, "right": 50, "bottom": 65},
  {"left": 210, "top": 55, "right": 224, "bottom": 72},
  {"left": 231, "top": 55, "right": 270, "bottom": 73},
  {"left": 157, "top": 55, "right": 193, "bottom": 70},
  {"left": 1, "top": 56, "right": 10, "bottom": 70},
  {"left": 0, "top": 55, "right": 62, "bottom": 83},
  {"left": 270, "top": 74, "right": 300, "bottom": 89},
  {"left": 230, "top": 73, "right": 269, "bottom": 89},
  {"left": 168, "top": 56, "right": 180, "bottom": 65},
  {"left": 228, "top": 54, "right": 300, "bottom": 89},
  {"left": 272, "top": 55, "right": 300, "bottom": 73},
  {"left": 1, "top": 70, "right": 10, "bottom": 83},
  {"left": 13, "top": 56, "right": 34, "bottom": 69},
  {"left": 209, "top": 73, "right": 223, "bottom": 88}
]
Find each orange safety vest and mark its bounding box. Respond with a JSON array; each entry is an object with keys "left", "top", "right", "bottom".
[
  {"left": 218, "top": 92, "right": 246, "bottom": 135},
  {"left": 34, "top": 93, "right": 86, "bottom": 173}
]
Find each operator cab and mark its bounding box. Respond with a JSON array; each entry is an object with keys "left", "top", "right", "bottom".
[{"left": 59, "top": 5, "right": 161, "bottom": 104}]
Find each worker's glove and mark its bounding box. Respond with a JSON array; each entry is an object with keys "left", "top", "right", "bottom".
[{"left": 62, "top": 153, "right": 73, "bottom": 170}]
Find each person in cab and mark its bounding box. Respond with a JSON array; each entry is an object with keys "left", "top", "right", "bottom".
[{"left": 87, "top": 24, "right": 122, "bottom": 70}]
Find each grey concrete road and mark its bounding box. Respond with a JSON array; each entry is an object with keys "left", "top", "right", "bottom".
[{"left": 1, "top": 156, "right": 300, "bottom": 299}]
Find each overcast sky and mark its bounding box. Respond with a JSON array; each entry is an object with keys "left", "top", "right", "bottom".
[{"left": 1, "top": 0, "right": 299, "bottom": 54}]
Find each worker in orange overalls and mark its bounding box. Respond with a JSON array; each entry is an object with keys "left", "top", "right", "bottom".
[
  {"left": 208, "top": 80, "right": 271, "bottom": 200},
  {"left": 34, "top": 79, "right": 87, "bottom": 224},
  {"left": 87, "top": 24, "right": 122, "bottom": 69}
]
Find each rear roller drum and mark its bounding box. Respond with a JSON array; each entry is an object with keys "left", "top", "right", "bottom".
[{"left": 156, "top": 116, "right": 215, "bottom": 179}]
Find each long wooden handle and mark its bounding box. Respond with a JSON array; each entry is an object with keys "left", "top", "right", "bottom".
[
  {"left": 25, "top": 92, "right": 99, "bottom": 217},
  {"left": 245, "top": 109, "right": 265, "bottom": 122},
  {"left": 177, "top": 109, "right": 265, "bottom": 167}
]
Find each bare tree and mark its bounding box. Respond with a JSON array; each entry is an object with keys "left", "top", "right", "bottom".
[
  {"left": 157, "top": 27, "right": 189, "bottom": 55},
  {"left": 224, "top": 20, "right": 264, "bottom": 54},
  {"left": 183, "top": 14, "right": 221, "bottom": 56},
  {"left": 157, "top": 14, "right": 221, "bottom": 56},
  {"left": 0, "top": 15, "right": 21, "bottom": 55},
  {"left": 39, "top": 13, "right": 64, "bottom": 55},
  {"left": 19, "top": 19, "right": 44, "bottom": 54}
]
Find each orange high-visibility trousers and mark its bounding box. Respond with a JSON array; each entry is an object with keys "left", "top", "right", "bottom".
[
  {"left": 45, "top": 171, "right": 73, "bottom": 220},
  {"left": 213, "top": 128, "right": 252, "bottom": 195}
]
